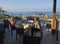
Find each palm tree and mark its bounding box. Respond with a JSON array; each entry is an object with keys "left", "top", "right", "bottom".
[
  {"left": 53, "top": 0, "right": 56, "bottom": 13},
  {"left": 0, "top": 7, "right": 2, "bottom": 14},
  {"left": 52, "top": 0, "right": 57, "bottom": 33}
]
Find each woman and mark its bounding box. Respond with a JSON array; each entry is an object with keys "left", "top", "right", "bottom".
[
  {"left": 31, "top": 16, "right": 42, "bottom": 36},
  {"left": 10, "top": 18, "right": 15, "bottom": 29}
]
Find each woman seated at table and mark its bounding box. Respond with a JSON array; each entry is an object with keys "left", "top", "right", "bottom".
[
  {"left": 31, "top": 16, "right": 41, "bottom": 36},
  {"left": 10, "top": 18, "right": 15, "bottom": 29}
]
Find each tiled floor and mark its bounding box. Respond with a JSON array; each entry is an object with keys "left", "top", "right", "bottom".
[
  {"left": 0, "top": 21, "right": 57, "bottom": 44},
  {"left": 56, "top": 31, "right": 60, "bottom": 44},
  {"left": 3, "top": 28, "right": 56, "bottom": 44}
]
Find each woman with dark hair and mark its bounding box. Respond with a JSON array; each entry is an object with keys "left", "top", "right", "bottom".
[
  {"left": 31, "top": 16, "right": 42, "bottom": 36},
  {"left": 10, "top": 18, "right": 15, "bottom": 29},
  {"left": 3, "top": 18, "right": 9, "bottom": 29}
]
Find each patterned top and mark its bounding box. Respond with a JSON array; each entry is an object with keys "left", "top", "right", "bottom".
[{"left": 33, "top": 21, "right": 40, "bottom": 29}]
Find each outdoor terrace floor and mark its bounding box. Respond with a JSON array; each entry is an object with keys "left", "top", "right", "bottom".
[{"left": 3, "top": 28, "right": 56, "bottom": 44}]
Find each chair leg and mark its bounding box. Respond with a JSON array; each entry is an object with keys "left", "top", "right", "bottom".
[
  {"left": 41, "top": 31, "right": 43, "bottom": 39},
  {"left": 34, "top": 32, "right": 36, "bottom": 36},
  {"left": 48, "top": 28, "right": 49, "bottom": 32},
  {"left": 16, "top": 31, "right": 17, "bottom": 40},
  {"left": 31, "top": 30, "right": 34, "bottom": 36},
  {"left": 11, "top": 30, "right": 12, "bottom": 37}
]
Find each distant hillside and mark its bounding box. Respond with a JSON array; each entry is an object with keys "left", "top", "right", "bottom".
[{"left": 0, "top": 10, "right": 10, "bottom": 19}]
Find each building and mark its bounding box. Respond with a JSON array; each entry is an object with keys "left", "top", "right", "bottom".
[
  {"left": 22, "top": 15, "right": 27, "bottom": 20},
  {"left": 27, "top": 16, "right": 34, "bottom": 23},
  {"left": 38, "top": 13, "right": 48, "bottom": 20}
]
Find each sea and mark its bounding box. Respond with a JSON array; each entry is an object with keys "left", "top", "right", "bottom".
[{"left": 5, "top": 12, "right": 60, "bottom": 16}]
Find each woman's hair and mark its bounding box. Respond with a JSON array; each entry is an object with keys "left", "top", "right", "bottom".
[
  {"left": 36, "top": 17, "right": 39, "bottom": 21},
  {"left": 33, "top": 16, "right": 39, "bottom": 21}
]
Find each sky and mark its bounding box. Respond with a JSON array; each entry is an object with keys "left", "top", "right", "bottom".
[{"left": 0, "top": 0, "right": 60, "bottom": 12}]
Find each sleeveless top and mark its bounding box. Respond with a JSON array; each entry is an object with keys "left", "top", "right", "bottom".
[
  {"left": 10, "top": 20, "right": 15, "bottom": 26},
  {"left": 33, "top": 21, "right": 40, "bottom": 29}
]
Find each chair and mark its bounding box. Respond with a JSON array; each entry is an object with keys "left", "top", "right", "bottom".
[
  {"left": 15, "top": 24, "right": 24, "bottom": 39},
  {"left": 31, "top": 27, "right": 43, "bottom": 38},
  {"left": 46, "top": 23, "right": 51, "bottom": 31}
]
